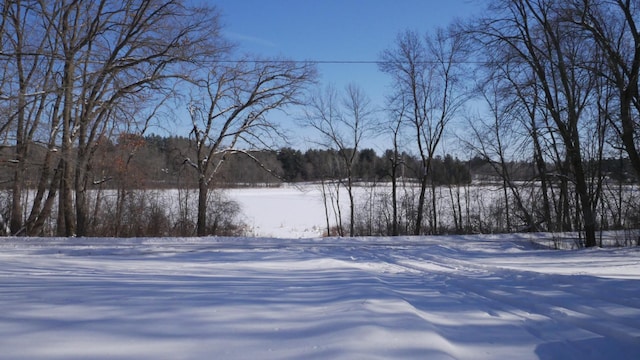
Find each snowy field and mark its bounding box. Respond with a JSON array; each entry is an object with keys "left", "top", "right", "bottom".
[
  {"left": 228, "top": 185, "right": 330, "bottom": 238},
  {"left": 1, "top": 235, "right": 639, "bottom": 359}
]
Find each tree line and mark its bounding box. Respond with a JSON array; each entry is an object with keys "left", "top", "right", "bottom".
[
  {"left": 0, "top": 133, "right": 472, "bottom": 187},
  {"left": 2, "top": 130, "right": 637, "bottom": 239},
  {"left": 2, "top": 0, "right": 640, "bottom": 246}
]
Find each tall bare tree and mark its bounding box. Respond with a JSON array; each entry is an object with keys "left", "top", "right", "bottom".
[
  {"left": 304, "top": 83, "right": 375, "bottom": 236},
  {"left": 465, "top": 78, "right": 538, "bottom": 232},
  {"left": 59, "top": 0, "right": 226, "bottom": 236},
  {"left": 473, "top": 0, "right": 602, "bottom": 246},
  {"left": 187, "top": 59, "right": 315, "bottom": 236},
  {"left": 1, "top": 0, "right": 227, "bottom": 236},
  {"left": 2, "top": 1, "right": 62, "bottom": 236},
  {"left": 379, "top": 28, "right": 466, "bottom": 235},
  {"left": 384, "top": 94, "right": 408, "bottom": 236},
  {"left": 569, "top": 0, "right": 640, "bottom": 180}
]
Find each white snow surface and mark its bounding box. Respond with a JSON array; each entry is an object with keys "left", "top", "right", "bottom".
[
  {"left": 1, "top": 234, "right": 639, "bottom": 359},
  {"left": 228, "top": 186, "right": 329, "bottom": 238}
]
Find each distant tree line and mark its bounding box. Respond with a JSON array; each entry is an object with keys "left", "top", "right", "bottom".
[
  {"left": 16, "top": 133, "right": 472, "bottom": 188},
  {"left": 6, "top": 129, "right": 638, "bottom": 239}
]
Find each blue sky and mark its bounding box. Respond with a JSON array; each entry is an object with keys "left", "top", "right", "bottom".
[
  {"left": 189, "top": 0, "right": 485, "bottom": 150},
  {"left": 217, "top": 0, "right": 482, "bottom": 99},
  {"left": 216, "top": 0, "right": 481, "bottom": 58}
]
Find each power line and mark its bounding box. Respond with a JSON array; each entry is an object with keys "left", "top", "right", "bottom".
[
  {"left": 308, "top": 60, "right": 382, "bottom": 64},
  {"left": 211, "top": 59, "right": 380, "bottom": 64},
  {"left": 211, "top": 59, "right": 486, "bottom": 65}
]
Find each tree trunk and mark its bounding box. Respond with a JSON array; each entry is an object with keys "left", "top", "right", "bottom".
[
  {"left": 321, "top": 179, "right": 331, "bottom": 236},
  {"left": 415, "top": 171, "right": 428, "bottom": 235},
  {"left": 347, "top": 177, "right": 355, "bottom": 237},
  {"left": 502, "top": 179, "right": 511, "bottom": 232},
  {"left": 28, "top": 163, "right": 61, "bottom": 236},
  {"left": 391, "top": 158, "right": 398, "bottom": 236},
  {"left": 197, "top": 178, "right": 208, "bottom": 237},
  {"left": 456, "top": 185, "right": 463, "bottom": 233},
  {"left": 10, "top": 148, "right": 25, "bottom": 235},
  {"left": 59, "top": 53, "right": 76, "bottom": 237},
  {"left": 532, "top": 133, "right": 552, "bottom": 231},
  {"left": 334, "top": 183, "right": 344, "bottom": 237},
  {"left": 619, "top": 90, "right": 640, "bottom": 180},
  {"left": 449, "top": 185, "right": 458, "bottom": 232},
  {"left": 75, "top": 187, "right": 88, "bottom": 237},
  {"left": 570, "top": 149, "right": 597, "bottom": 248},
  {"left": 431, "top": 180, "right": 438, "bottom": 234},
  {"left": 75, "top": 155, "right": 89, "bottom": 237}
]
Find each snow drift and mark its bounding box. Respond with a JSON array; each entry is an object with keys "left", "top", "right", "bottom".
[{"left": 0, "top": 234, "right": 639, "bottom": 359}]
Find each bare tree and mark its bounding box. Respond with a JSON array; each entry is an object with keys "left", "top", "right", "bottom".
[
  {"left": 472, "top": 0, "right": 602, "bottom": 246},
  {"left": 60, "top": 0, "right": 226, "bottom": 236},
  {"left": 0, "top": 1, "right": 58, "bottom": 235},
  {"left": 379, "top": 28, "right": 466, "bottom": 235},
  {"left": 569, "top": 0, "right": 640, "bottom": 180},
  {"left": 465, "top": 78, "right": 539, "bottom": 232},
  {"left": 385, "top": 94, "right": 408, "bottom": 236},
  {"left": 303, "top": 84, "right": 375, "bottom": 237},
  {"left": 186, "top": 59, "right": 315, "bottom": 236},
  {"left": 0, "top": 0, "right": 227, "bottom": 236}
]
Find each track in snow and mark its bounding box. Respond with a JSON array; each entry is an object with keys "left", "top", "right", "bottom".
[{"left": 0, "top": 235, "right": 639, "bottom": 359}]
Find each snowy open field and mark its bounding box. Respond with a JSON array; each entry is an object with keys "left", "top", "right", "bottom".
[
  {"left": 1, "top": 234, "right": 639, "bottom": 359},
  {"left": 227, "top": 185, "right": 330, "bottom": 238}
]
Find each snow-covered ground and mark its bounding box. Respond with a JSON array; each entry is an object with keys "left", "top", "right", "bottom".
[{"left": 1, "top": 235, "right": 639, "bottom": 359}]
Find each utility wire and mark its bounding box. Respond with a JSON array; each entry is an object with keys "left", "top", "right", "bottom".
[
  {"left": 210, "top": 59, "right": 486, "bottom": 65},
  {"left": 210, "top": 59, "right": 379, "bottom": 64}
]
